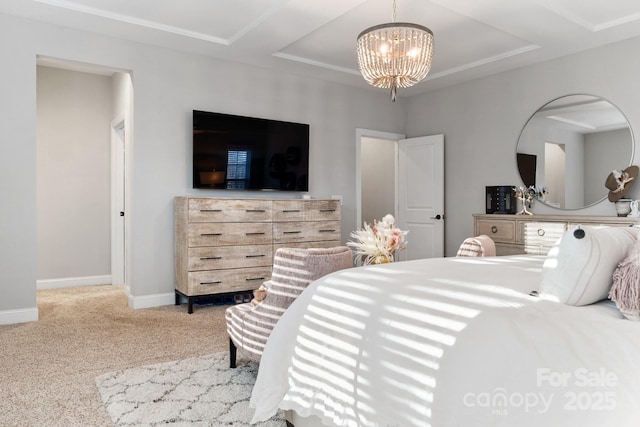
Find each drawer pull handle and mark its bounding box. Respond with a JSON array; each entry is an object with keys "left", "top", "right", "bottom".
[
  {"left": 200, "top": 256, "right": 222, "bottom": 260},
  {"left": 490, "top": 226, "right": 498, "bottom": 234},
  {"left": 246, "top": 232, "right": 266, "bottom": 236},
  {"left": 319, "top": 209, "right": 336, "bottom": 213},
  {"left": 246, "top": 254, "right": 266, "bottom": 258},
  {"left": 283, "top": 209, "right": 301, "bottom": 213},
  {"left": 319, "top": 229, "right": 336, "bottom": 233},
  {"left": 284, "top": 231, "right": 302, "bottom": 234},
  {"left": 200, "top": 281, "right": 221, "bottom": 285},
  {"left": 246, "top": 277, "right": 266, "bottom": 281},
  {"left": 200, "top": 209, "right": 222, "bottom": 212},
  {"left": 201, "top": 233, "right": 222, "bottom": 236},
  {"left": 537, "top": 228, "right": 545, "bottom": 237},
  {"left": 246, "top": 209, "right": 266, "bottom": 213}
]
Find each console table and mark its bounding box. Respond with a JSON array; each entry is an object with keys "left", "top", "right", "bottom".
[
  {"left": 175, "top": 197, "right": 342, "bottom": 313},
  {"left": 473, "top": 213, "right": 640, "bottom": 256}
]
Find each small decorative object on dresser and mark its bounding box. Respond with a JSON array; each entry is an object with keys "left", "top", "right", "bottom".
[
  {"left": 174, "top": 197, "right": 341, "bottom": 313},
  {"left": 605, "top": 166, "right": 639, "bottom": 217},
  {"left": 615, "top": 198, "right": 633, "bottom": 217},
  {"left": 605, "top": 166, "right": 638, "bottom": 201},
  {"left": 513, "top": 185, "right": 547, "bottom": 215},
  {"left": 485, "top": 186, "right": 516, "bottom": 214}
]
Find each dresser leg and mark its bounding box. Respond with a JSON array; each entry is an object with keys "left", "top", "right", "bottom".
[
  {"left": 188, "top": 297, "right": 194, "bottom": 314},
  {"left": 175, "top": 291, "right": 180, "bottom": 306}
]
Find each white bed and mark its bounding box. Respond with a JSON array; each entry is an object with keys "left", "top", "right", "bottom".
[{"left": 250, "top": 255, "right": 640, "bottom": 426}]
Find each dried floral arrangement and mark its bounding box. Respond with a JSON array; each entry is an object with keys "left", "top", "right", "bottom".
[{"left": 348, "top": 214, "right": 408, "bottom": 265}]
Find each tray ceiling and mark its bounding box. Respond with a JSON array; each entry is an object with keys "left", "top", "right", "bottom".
[{"left": 3, "top": 0, "right": 640, "bottom": 97}]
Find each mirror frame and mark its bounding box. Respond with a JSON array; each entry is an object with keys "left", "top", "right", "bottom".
[{"left": 516, "top": 94, "right": 635, "bottom": 210}]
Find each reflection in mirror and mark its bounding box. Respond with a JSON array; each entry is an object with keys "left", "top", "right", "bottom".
[{"left": 516, "top": 95, "right": 634, "bottom": 209}]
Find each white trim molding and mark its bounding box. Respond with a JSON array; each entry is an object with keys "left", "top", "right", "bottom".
[
  {"left": 127, "top": 290, "right": 175, "bottom": 310},
  {"left": 37, "top": 275, "right": 112, "bottom": 290},
  {"left": 0, "top": 307, "right": 39, "bottom": 325}
]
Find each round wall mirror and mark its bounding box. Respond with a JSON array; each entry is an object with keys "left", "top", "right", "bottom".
[{"left": 516, "top": 94, "right": 634, "bottom": 209}]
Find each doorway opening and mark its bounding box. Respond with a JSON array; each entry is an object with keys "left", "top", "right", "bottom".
[
  {"left": 545, "top": 142, "right": 566, "bottom": 208},
  {"left": 36, "top": 57, "right": 133, "bottom": 298},
  {"left": 355, "top": 129, "right": 405, "bottom": 229},
  {"left": 356, "top": 129, "right": 446, "bottom": 261}
]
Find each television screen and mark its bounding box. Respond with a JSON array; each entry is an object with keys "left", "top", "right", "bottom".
[{"left": 193, "top": 110, "right": 309, "bottom": 191}]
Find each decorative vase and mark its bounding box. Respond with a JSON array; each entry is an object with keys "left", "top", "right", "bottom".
[
  {"left": 365, "top": 254, "right": 394, "bottom": 265},
  {"left": 615, "top": 198, "right": 632, "bottom": 217}
]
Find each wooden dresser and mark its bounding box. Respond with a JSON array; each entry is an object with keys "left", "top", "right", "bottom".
[
  {"left": 473, "top": 213, "right": 640, "bottom": 256},
  {"left": 175, "top": 197, "right": 342, "bottom": 312}
]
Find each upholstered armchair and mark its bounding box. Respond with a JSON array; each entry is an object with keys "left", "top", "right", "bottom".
[
  {"left": 225, "top": 246, "right": 353, "bottom": 368},
  {"left": 456, "top": 234, "right": 496, "bottom": 257}
]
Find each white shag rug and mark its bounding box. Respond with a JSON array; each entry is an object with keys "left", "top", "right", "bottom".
[{"left": 95, "top": 352, "right": 286, "bottom": 426}]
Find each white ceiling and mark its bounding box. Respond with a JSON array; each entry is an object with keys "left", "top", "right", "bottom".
[{"left": 4, "top": 0, "right": 640, "bottom": 97}]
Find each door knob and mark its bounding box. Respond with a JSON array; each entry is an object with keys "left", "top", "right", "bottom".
[{"left": 431, "top": 214, "right": 442, "bottom": 220}]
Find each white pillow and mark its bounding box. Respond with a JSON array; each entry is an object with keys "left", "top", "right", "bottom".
[{"left": 539, "top": 226, "right": 639, "bottom": 306}]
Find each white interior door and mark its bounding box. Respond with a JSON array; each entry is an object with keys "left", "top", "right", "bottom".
[{"left": 397, "top": 135, "right": 445, "bottom": 260}]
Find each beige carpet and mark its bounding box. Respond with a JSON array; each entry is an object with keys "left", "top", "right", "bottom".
[{"left": 0, "top": 285, "right": 231, "bottom": 426}]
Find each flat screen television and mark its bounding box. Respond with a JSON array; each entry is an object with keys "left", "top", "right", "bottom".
[{"left": 193, "top": 110, "right": 309, "bottom": 191}]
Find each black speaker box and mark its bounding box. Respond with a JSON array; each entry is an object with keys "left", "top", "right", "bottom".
[{"left": 486, "top": 186, "right": 516, "bottom": 214}]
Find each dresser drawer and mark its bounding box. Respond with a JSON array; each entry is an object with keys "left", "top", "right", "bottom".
[
  {"left": 273, "top": 220, "right": 341, "bottom": 243},
  {"left": 188, "top": 244, "right": 273, "bottom": 271},
  {"left": 305, "top": 200, "right": 341, "bottom": 221},
  {"left": 187, "top": 267, "right": 272, "bottom": 296},
  {"left": 476, "top": 219, "right": 516, "bottom": 243},
  {"left": 188, "top": 199, "right": 272, "bottom": 223},
  {"left": 273, "top": 200, "right": 305, "bottom": 222},
  {"left": 523, "top": 222, "right": 566, "bottom": 255},
  {"left": 188, "top": 222, "right": 272, "bottom": 247}
]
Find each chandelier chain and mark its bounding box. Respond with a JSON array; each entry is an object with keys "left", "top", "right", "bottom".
[{"left": 392, "top": 0, "right": 396, "bottom": 22}]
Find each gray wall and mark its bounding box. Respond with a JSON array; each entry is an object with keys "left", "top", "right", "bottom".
[
  {"left": 0, "top": 12, "right": 404, "bottom": 319},
  {"left": 0, "top": 14, "right": 38, "bottom": 316},
  {"left": 36, "top": 66, "right": 112, "bottom": 281},
  {"left": 405, "top": 36, "right": 640, "bottom": 256}
]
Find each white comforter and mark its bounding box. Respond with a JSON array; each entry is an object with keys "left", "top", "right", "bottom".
[{"left": 250, "top": 255, "right": 640, "bottom": 426}]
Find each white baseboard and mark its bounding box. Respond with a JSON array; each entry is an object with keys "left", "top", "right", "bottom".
[
  {"left": 127, "top": 289, "right": 175, "bottom": 309},
  {"left": 0, "top": 307, "right": 39, "bottom": 325},
  {"left": 37, "top": 275, "right": 112, "bottom": 290}
]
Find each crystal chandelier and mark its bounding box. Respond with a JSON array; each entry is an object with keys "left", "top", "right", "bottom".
[{"left": 356, "top": 0, "right": 434, "bottom": 101}]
